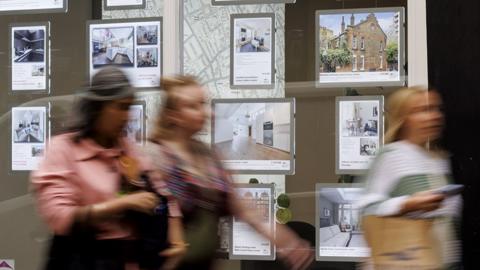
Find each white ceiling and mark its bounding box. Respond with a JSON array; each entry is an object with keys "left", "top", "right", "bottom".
[
  {"left": 236, "top": 18, "right": 271, "bottom": 33},
  {"left": 215, "top": 103, "right": 265, "bottom": 126},
  {"left": 319, "top": 188, "right": 363, "bottom": 204}
]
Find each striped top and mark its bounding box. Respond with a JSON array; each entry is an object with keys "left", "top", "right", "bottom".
[
  {"left": 358, "top": 140, "right": 460, "bottom": 218},
  {"left": 358, "top": 140, "right": 461, "bottom": 265},
  {"left": 144, "top": 140, "right": 233, "bottom": 218}
]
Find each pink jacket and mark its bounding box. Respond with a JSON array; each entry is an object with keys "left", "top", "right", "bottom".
[{"left": 31, "top": 133, "right": 180, "bottom": 239}]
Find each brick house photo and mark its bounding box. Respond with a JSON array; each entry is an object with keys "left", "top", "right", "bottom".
[{"left": 319, "top": 11, "right": 399, "bottom": 73}]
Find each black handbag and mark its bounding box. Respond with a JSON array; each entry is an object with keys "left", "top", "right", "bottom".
[
  {"left": 130, "top": 173, "right": 170, "bottom": 269},
  {"left": 44, "top": 223, "right": 100, "bottom": 270},
  {"left": 45, "top": 231, "right": 138, "bottom": 270}
]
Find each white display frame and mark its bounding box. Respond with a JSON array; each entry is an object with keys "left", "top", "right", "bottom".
[
  {"left": 315, "top": 7, "right": 406, "bottom": 88},
  {"left": 86, "top": 17, "right": 163, "bottom": 89},
  {"left": 229, "top": 183, "right": 276, "bottom": 261},
  {"left": 315, "top": 183, "right": 370, "bottom": 262},
  {"left": 211, "top": 98, "right": 296, "bottom": 175},
  {"left": 230, "top": 13, "right": 276, "bottom": 89},
  {"left": 335, "top": 96, "right": 384, "bottom": 175},
  {"left": 0, "top": 0, "right": 67, "bottom": 15},
  {"left": 9, "top": 22, "right": 51, "bottom": 94},
  {"left": 11, "top": 105, "right": 50, "bottom": 172},
  {"left": 104, "top": 0, "right": 146, "bottom": 11},
  {"left": 213, "top": 0, "right": 295, "bottom": 5}
]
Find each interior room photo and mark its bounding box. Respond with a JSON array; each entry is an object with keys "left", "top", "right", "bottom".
[
  {"left": 91, "top": 26, "right": 134, "bottom": 68},
  {"left": 318, "top": 188, "right": 367, "bottom": 249},
  {"left": 340, "top": 101, "right": 378, "bottom": 137},
  {"left": 13, "top": 109, "right": 44, "bottom": 143},
  {"left": 124, "top": 105, "right": 143, "bottom": 143},
  {"left": 137, "top": 48, "right": 158, "bottom": 67},
  {"left": 13, "top": 29, "right": 45, "bottom": 62},
  {"left": 214, "top": 102, "right": 291, "bottom": 160},
  {"left": 235, "top": 18, "right": 271, "bottom": 53},
  {"left": 136, "top": 25, "right": 158, "bottom": 45}
]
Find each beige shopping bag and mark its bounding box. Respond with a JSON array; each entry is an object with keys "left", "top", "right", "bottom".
[{"left": 362, "top": 215, "right": 442, "bottom": 269}]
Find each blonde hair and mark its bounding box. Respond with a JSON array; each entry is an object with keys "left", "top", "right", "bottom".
[
  {"left": 150, "top": 75, "right": 201, "bottom": 142},
  {"left": 384, "top": 86, "right": 429, "bottom": 144}
]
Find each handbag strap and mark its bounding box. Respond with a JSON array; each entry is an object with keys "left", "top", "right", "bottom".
[{"left": 140, "top": 172, "right": 169, "bottom": 215}]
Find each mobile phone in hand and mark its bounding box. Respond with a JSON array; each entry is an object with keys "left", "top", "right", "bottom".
[{"left": 432, "top": 184, "right": 464, "bottom": 197}]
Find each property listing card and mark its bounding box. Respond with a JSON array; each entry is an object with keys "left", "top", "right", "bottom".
[
  {"left": 88, "top": 19, "right": 162, "bottom": 88},
  {"left": 231, "top": 14, "right": 274, "bottom": 88},
  {"left": 316, "top": 8, "right": 405, "bottom": 87},
  {"left": 0, "top": 0, "right": 65, "bottom": 13},
  {"left": 11, "top": 107, "right": 47, "bottom": 171},
  {"left": 230, "top": 185, "right": 275, "bottom": 260},
  {"left": 11, "top": 24, "right": 49, "bottom": 91},
  {"left": 316, "top": 184, "right": 371, "bottom": 261},
  {"left": 336, "top": 96, "right": 384, "bottom": 174},
  {"left": 106, "top": 0, "right": 143, "bottom": 7}
]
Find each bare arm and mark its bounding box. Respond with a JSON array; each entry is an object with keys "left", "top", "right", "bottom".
[
  {"left": 229, "top": 191, "right": 313, "bottom": 270},
  {"left": 73, "top": 191, "right": 160, "bottom": 224}
]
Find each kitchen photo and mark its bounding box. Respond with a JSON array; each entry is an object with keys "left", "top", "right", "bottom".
[
  {"left": 214, "top": 102, "right": 291, "bottom": 161},
  {"left": 91, "top": 26, "right": 135, "bottom": 68}
]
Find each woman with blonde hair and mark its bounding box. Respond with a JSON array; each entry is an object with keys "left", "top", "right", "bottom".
[
  {"left": 359, "top": 87, "right": 461, "bottom": 269},
  {"left": 145, "top": 75, "right": 313, "bottom": 270}
]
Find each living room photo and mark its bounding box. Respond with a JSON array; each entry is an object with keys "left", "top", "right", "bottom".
[
  {"left": 318, "top": 187, "right": 369, "bottom": 258},
  {"left": 234, "top": 17, "right": 271, "bottom": 53}
]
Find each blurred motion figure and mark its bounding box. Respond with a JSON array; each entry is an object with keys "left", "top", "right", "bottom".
[
  {"left": 31, "top": 67, "right": 183, "bottom": 270},
  {"left": 145, "top": 75, "right": 314, "bottom": 270},
  {"left": 359, "top": 87, "right": 462, "bottom": 269}
]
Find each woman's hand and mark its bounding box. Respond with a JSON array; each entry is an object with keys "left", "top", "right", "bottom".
[
  {"left": 401, "top": 192, "right": 445, "bottom": 214},
  {"left": 159, "top": 217, "right": 187, "bottom": 270},
  {"left": 277, "top": 239, "right": 314, "bottom": 270},
  {"left": 119, "top": 191, "right": 159, "bottom": 214},
  {"left": 77, "top": 191, "right": 159, "bottom": 223},
  {"left": 159, "top": 243, "right": 188, "bottom": 270}
]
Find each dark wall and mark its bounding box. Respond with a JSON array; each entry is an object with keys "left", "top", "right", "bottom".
[
  {"left": 426, "top": 1, "right": 480, "bottom": 268},
  {"left": 319, "top": 195, "right": 334, "bottom": 227},
  {"left": 0, "top": 1, "right": 93, "bottom": 201}
]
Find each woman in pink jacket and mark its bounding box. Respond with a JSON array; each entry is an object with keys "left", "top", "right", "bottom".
[{"left": 31, "top": 67, "right": 183, "bottom": 270}]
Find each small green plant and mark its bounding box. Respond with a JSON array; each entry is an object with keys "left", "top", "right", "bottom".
[
  {"left": 277, "top": 193, "right": 290, "bottom": 208},
  {"left": 276, "top": 208, "right": 292, "bottom": 225},
  {"left": 248, "top": 178, "right": 259, "bottom": 184},
  {"left": 386, "top": 42, "right": 398, "bottom": 65},
  {"left": 275, "top": 193, "right": 292, "bottom": 224}
]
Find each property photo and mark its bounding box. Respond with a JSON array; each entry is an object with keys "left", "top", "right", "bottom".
[
  {"left": 340, "top": 101, "right": 379, "bottom": 137},
  {"left": 235, "top": 17, "right": 271, "bottom": 53},
  {"left": 136, "top": 25, "right": 158, "bottom": 45},
  {"left": 137, "top": 48, "right": 158, "bottom": 68},
  {"left": 318, "top": 187, "right": 367, "bottom": 250},
  {"left": 12, "top": 109, "right": 45, "bottom": 143},
  {"left": 360, "top": 138, "right": 377, "bottom": 156},
  {"left": 318, "top": 11, "right": 399, "bottom": 73},
  {"left": 32, "top": 65, "right": 45, "bottom": 76},
  {"left": 91, "top": 26, "right": 134, "bottom": 68},
  {"left": 124, "top": 105, "right": 143, "bottom": 144},
  {"left": 236, "top": 189, "right": 271, "bottom": 223},
  {"left": 13, "top": 29, "right": 45, "bottom": 62},
  {"left": 214, "top": 102, "right": 291, "bottom": 161},
  {"left": 31, "top": 145, "right": 44, "bottom": 157}
]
